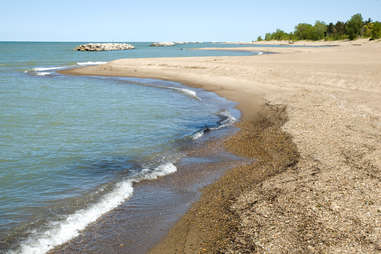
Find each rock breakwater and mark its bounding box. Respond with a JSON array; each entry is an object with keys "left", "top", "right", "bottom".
[{"left": 75, "top": 43, "right": 135, "bottom": 51}]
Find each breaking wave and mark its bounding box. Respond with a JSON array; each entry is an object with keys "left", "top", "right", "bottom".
[
  {"left": 192, "top": 110, "right": 237, "bottom": 140},
  {"left": 168, "top": 87, "right": 201, "bottom": 100},
  {"left": 76, "top": 61, "right": 107, "bottom": 66},
  {"left": 35, "top": 72, "right": 52, "bottom": 76},
  {"left": 10, "top": 162, "right": 177, "bottom": 254},
  {"left": 32, "top": 66, "right": 65, "bottom": 72},
  {"left": 25, "top": 62, "right": 108, "bottom": 77}
]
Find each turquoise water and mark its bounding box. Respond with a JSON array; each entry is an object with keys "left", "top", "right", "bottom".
[{"left": 0, "top": 42, "right": 251, "bottom": 253}]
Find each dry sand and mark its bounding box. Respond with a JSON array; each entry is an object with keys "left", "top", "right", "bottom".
[{"left": 60, "top": 39, "right": 381, "bottom": 253}]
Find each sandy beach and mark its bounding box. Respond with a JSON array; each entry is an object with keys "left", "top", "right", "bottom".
[{"left": 61, "top": 39, "right": 381, "bottom": 253}]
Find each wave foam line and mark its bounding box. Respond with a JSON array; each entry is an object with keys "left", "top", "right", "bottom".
[
  {"left": 35, "top": 72, "right": 52, "bottom": 76},
  {"left": 76, "top": 61, "right": 107, "bottom": 66},
  {"left": 192, "top": 110, "right": 237, "bottom": 140},
  {"left": 192, "top": 131, "right": 205, "bottom": 140},
  {"left": 168, "top": 87, "right": 201, "bottom": 101},
  {"left": 215, "top": 110, "right": 237, "bottom": 129},
  {"left": 27, "top": 62, "right": 108, "bottom": 75},
  {"left": 32, "top": 67, "right": 65, "bottom": 72},
  {"left": 11, "top": 162, "right": 177, "bottom": 254}
]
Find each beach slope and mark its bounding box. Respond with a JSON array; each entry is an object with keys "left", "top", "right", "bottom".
[{"left": 61, "top": 39, "right": 381, "bottom": 253}]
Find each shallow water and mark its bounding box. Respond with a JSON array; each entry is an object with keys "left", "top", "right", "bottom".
[{"left": 0, "top": 42, "right": 250, "bottom": 253}]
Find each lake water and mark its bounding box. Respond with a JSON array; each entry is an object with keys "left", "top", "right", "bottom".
[{"left": 0, "top": 42, "right": 257, "bottom": 253}]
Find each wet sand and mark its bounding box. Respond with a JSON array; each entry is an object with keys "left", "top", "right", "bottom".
[{"left": 60, "top": 39, "right": 381, "bottom": 253}]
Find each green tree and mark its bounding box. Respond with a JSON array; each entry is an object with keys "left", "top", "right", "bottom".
[
  {"left": 346, "top": 13, "right": 363, "bottom": 40},
  {"left": 330, "top": 21, "right": 347, "bottom": 39},
  {"left": 258, "top": 12, "right": 381, "bottom": 42},
  {"left": 313, "top": 21, "right": 327, "bottom": 40},
  {"left": 257, "top": 36, "right": 263, "bottom": 41},
  {"left": 294, "top": 22, "right": 326, "bottom": 41},
  {"left": 288, "top": 32, "right": 297, "bottom": 41},
  {"left": 326, "top": 22, "right": 338, "bottom": 40},
  {"left": 295, "top": 23, "right": 314, "bottom": 40},
  {"left": 335, "top": 21, "right": 346, "bottom": 35},
  {"left": 370, "top": 22, "right": 381, "bottom": 40},
  {"left": 327, "top": 22, "right": 336, "bottom": 35},
  {"left": 271, "top": 29, "right": 290, "bottom": 40},
  {"left": 362, "top": 23, "right": 373, "bottom": 38}
]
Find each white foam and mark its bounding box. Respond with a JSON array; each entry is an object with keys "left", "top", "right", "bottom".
[
  {"left": 11, "top": 162, "right": 177, "bottom": 254},
  {"left": 192, "top": 131, "right": 204, "bottom": 140},
  {"left": 76, "top": 61, "right": 107, "bottom": 66},
  {"left": 35, "top": 72, "right": 52, "bottom": 76},
  {"left": 26, "top": 62, "right": 106, "bottom": 76},
  {"left": 192, "top": 110, "right": 237, "bottom": 140},
  {"left": 141, "top": 162, "right": 177, "bottom": 180},
  {"left": 215, "top": 110, "right": 237, "bottom": 129},
  {"left": 32, "top": 67, "right": 65, "bottom": 72},
  {"left": 258, "top": 51, "right": 264, "bottom": 55},
  {"left": 169, "top": 87, "right": 201, "bottom": 100},
  {"left": 26, "top": 66, "right": 67, "bottom": 76}
]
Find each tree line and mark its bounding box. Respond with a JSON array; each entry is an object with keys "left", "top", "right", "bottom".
[{"left": 257, "top": 14, "right": 381, "bottom": 42}]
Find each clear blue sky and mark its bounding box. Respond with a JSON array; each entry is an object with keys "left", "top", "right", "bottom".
[{"left": 2, "top": 0, "right": 381, "bottom": 41}]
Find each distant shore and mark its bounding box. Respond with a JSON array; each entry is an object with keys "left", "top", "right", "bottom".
[
  {"left": 219, "top": 38, "right": 373, "bottom": 46},
  {"left": 60, "top": 38, "right": 381, "bottom": 253}
]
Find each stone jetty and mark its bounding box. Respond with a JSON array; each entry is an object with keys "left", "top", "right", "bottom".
[
  {"left": 75, "top": 43, "right": 135, "bottom": 51},
  {"left": 150, "top": 42, "right": 176, "bottom": 47}
]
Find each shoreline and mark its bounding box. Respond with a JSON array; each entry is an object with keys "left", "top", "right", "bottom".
[
  {"left": 59, "top": 58, "right": 300, "bottom": 253},
  {"left": 59, "top": 63, "right": 299, "bottom": 253},
  {"left": 48, "top": 126, "right": 246, "bottom": 254},
  {"left": 59, "top": 39, "right": 381, "bottom": 252},
  {"left": 41, "top": 75, "right": 245, "bottom": 254}
]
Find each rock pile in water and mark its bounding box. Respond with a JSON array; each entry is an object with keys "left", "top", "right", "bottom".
[
  {"left": 150, "top": 42, "right": 176, "bottom": 47},
  {"left": 75, "top": 43, "right": 135, "bottom": 51}
]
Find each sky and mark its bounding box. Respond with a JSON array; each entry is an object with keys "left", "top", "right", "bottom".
[{"left": 1, "top": 0, "right": 381, "bottom": 42}]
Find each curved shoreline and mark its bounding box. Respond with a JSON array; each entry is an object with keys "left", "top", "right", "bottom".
[
  {"left": 24, "top": 75, "right": 242, "bottom": 254},
  {"left": 59, "top": 59, "right": 300, "bottom": 253},
  {"left": 58, "top": 40, "right": 381, "bottom": 253}
]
